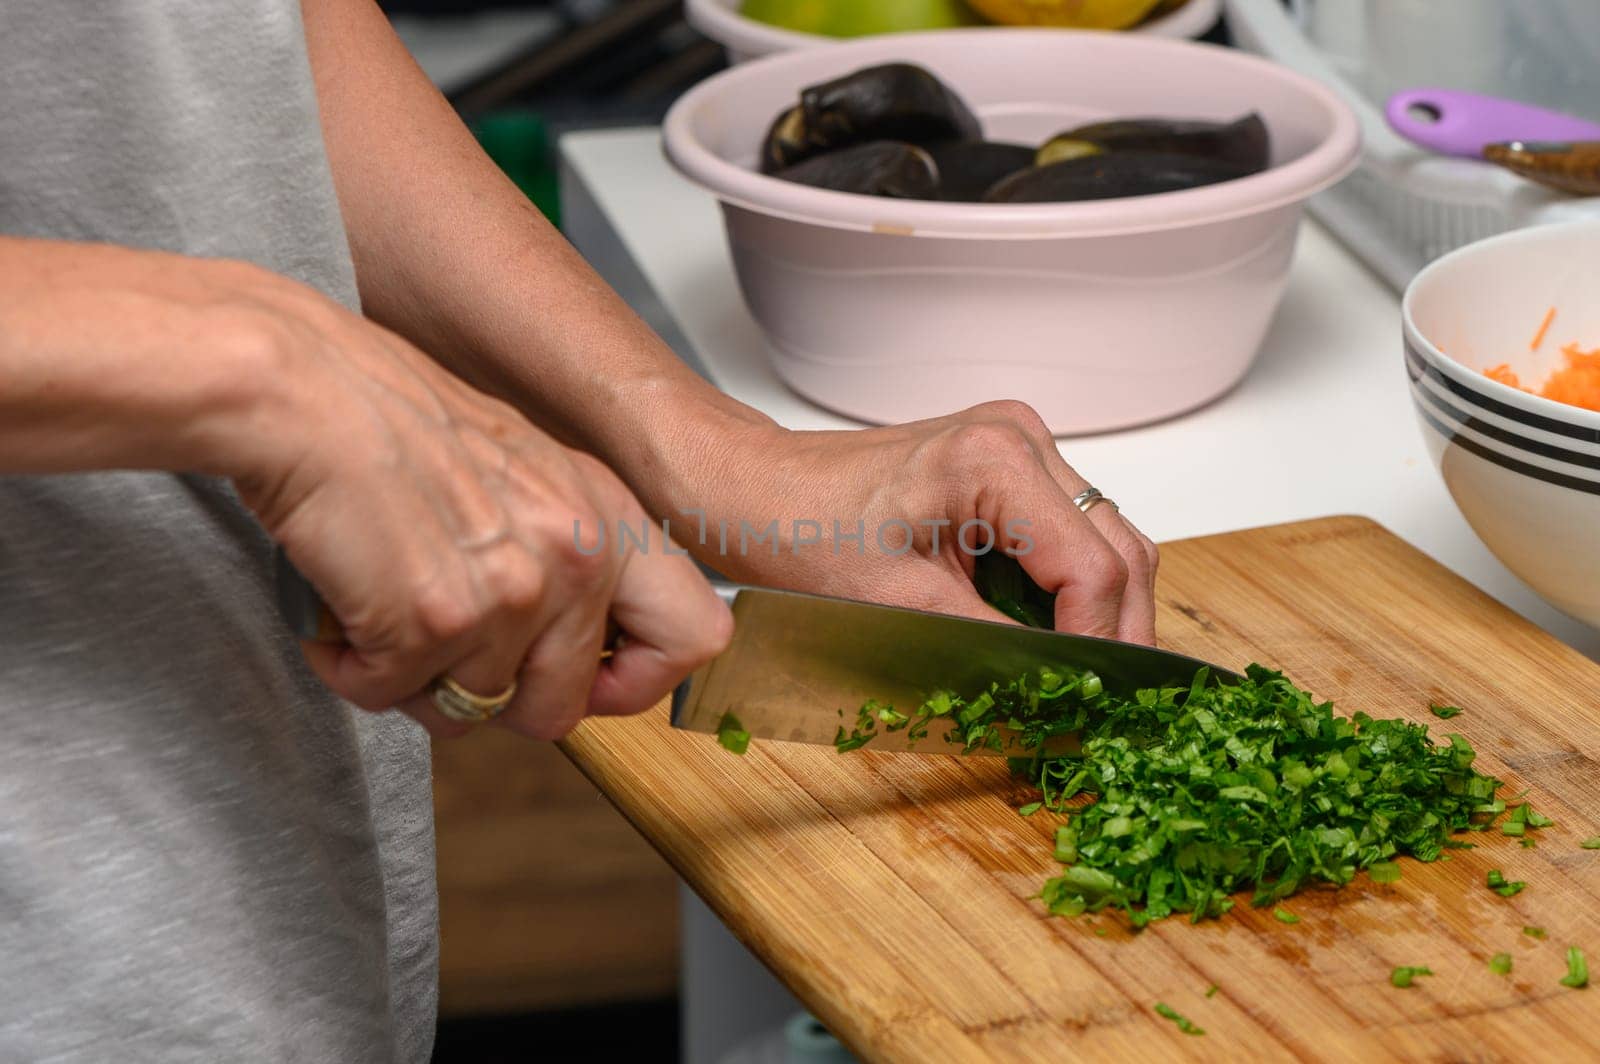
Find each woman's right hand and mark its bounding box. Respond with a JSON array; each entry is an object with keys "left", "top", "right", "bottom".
[{"left": 206, "top": 259, "right": 733, "bottom": 738}]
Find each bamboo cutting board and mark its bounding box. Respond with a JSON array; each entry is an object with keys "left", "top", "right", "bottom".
[{"left": 558, "top": 516, "right": 1600, "bottom": 1062}]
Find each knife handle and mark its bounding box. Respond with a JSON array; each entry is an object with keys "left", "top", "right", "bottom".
[{"left": 274, "top": 548, "right": 344, "bottom": 643}]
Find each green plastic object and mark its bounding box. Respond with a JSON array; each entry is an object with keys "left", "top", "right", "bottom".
[{"left": 471, "top": 110, "right": 559, "bottom": 226}]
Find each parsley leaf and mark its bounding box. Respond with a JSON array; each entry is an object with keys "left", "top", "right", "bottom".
[
  {"left": 1561, "top": 947, "right": 1589, "bottom": 989},
  {"left": 1430, "top": 705, "right": 1464, "bottom": 719},
  {"left": 1583, "top": 837, "right": 1600, "bottom": 850},
  {"left": 715, "top": 713, "right": 750, "bottom": 755},
  {"left": 1369, "top": 862, "right": 1403, "bottom": 884},
  {"left": 1391, "top": 966, "right": 1433, "bottom": 988},
  {"left": 1486, "top": 869, "right": 1527, "bottom": 897},
  {"left": 1153, "top": 1002, "right": 1205, "bottom": 1035},
  {"left": 1524, "top": 926, "right": 1548, "bottom": 939},
  {"left": 1273, "top": 908, "right": 1300, "bottom": 924},
  {"left": 1017, "top": 801, "right": 1043, "bottom": 817},
  {"left": 1489, "top": 952, "right": 1513, "bottom": 976}
]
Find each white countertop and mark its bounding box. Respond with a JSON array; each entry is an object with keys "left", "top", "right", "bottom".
[{"left": 559, "top": 126, "right": 1599, "bottom": 659}]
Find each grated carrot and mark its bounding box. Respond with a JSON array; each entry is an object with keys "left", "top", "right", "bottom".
[
  {"left": 1530, "top": 306, "right": 1557, "bottom": 351},
  {"left": 1540, "top": 343, "right": 1600, "bottom": 412},
  {"left": 1484, "top": 363, "right": 1522, "bottom": 388},
  {"left": 1484, "top": 341, "right": 1600, "bottom": 413}
]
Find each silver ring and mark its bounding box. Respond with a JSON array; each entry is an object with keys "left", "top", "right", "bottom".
[{"left": 1072, "top": 486, "right": 1118, "bottom": 515}]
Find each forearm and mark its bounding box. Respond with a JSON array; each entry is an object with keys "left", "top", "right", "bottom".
[
  {"left": 300, "top": 0, "right": 779, "bottom": 520},
  {"left": 0, "top": 237, "right": 284, "bottom": 479}
]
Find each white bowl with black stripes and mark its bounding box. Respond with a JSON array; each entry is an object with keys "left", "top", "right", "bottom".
[{"left": 1403, "top": 221, "right": 1600, "bottom": 629}]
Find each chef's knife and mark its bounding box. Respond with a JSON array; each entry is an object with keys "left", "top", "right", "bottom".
[{"left": 671, "top": 585, "right": 1240, "bottom": 756}]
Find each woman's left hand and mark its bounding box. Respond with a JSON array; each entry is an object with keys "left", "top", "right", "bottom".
[{"left": 666, "top": 400, "right": 1159, "bottom": 645}]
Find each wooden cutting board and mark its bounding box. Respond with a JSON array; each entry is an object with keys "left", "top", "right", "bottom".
[{"left": 559, "top": 516, "right": 1600, "bottom": 1062}]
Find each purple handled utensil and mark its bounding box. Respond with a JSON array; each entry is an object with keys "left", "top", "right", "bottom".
[{"left": 1385, "top": 88, "right": 1600, "bottom": 159}]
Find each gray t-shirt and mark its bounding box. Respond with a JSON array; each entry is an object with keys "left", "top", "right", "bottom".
[{"left": 0, "top": 3, "right": 437, "bottom": 1061}]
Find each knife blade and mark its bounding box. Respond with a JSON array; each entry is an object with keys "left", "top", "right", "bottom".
[{"left": 671, "top": 586, "right": 1240, "bottom": 756}]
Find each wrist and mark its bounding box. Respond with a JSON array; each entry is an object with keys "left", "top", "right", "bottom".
[{"left": 601, "top": 384, "right": 788, "bottom": 524}]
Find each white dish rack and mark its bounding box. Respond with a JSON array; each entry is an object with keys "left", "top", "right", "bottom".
[{"left": 1225, "top": 0, "right": 1600, "bottom": 291}]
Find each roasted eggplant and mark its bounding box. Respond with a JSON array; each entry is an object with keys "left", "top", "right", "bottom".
[
  {"left": 925, "top": 140, "right": 1035, "bottom": 202},
  {"left": 982, "top": 152, "right": 1253, "bottom": 203},
  {"left": 1038, "top": 114, "right": 1270, "bottom": 173},
  {"left": 760, "top": 63, "right": 982, "bottom": 174},
  {"left": 773, "top": 141, "right": 941, "bottom": 199}
]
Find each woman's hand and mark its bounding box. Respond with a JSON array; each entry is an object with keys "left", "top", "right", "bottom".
[
  {"left": 666, "top": 400, "right": 1158, "bottom": 644},
  {"left": 216, "top": 262, "right": 733, "bottom": 738}
]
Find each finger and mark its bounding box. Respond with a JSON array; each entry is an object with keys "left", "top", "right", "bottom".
[
  {"left": 290, "top": 529, "right": 511, "bottom": 711},
  {"left": 587, "top": 537, "right": 732, "bottom": 717},
  {"left": 494, "top": 601, "right": 610, "bottom": 740},
  {"left": 981, "top": 456, "right": 1127, "bottom": 639},
  {"left": 1012, "top": 434, "right": 1157, "bottom": 645},
  {"left": 1117, "top": 513, "right": 1160, "bottom": 642},
  {"left": 1061, "top": 500, "right": 1153, "bottom": 644},
  {"left": 1026, "top": 503, "right": 1128, "bottom": 640},
  {"left": 299, "top": 636, "right": 461, "bottom": 713}
]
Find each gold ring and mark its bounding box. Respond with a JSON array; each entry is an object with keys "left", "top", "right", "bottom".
[
  {"left": 429, "top": 674, "right": 518, "bottom": 723},
  {"left": 1072, "top": 486, "right": 1119, "bottom": 515}
]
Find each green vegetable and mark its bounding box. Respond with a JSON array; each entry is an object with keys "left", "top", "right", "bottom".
[
  {"left": 1153, "top": 1002, "right": 1205, "bottom": 1035},
  {"left": 1581, "top": 837, "right": 1600, "bottom": 849},
  {"left": 832, "top": 699, "right": 899, "bottom": 752},
  {"left": 1521, "top": 838, "right": 1539, "bottom": 849},
  {"left": 832, "top": 724, "right": 875, "bottom": 753},
  {"left": 1205, "top": 984, "right": 1220, "bottom": 998},
  {"left": 1486, "top": 869, "right": 1527, "bottom": 897},
  {"left": 1524, "top": 926, "right": 1548, "bottom": 939},
  {"left": 716, "top": 712, "right": 751, "bottom": 755},
  {"left": 1273, "top": 908, "right": 1300, "bottom": 924},
  {"left": 1369, "top": 862, "right": 1403, "bottom": 884},
  {"left": 1430, "top": 705, "right": 1464, "bottom": 719},
  {"left": 1561, "top": 947, "right": 1589, "bottom": 989},
  {"left": 1390, "top": 965, "right": 1433, "bottom": 988},
  {"left": 1500, "top": 803, "right": 1552, "bottom": 837},
  {"left": 840, "top": 658, "right": 1504, "bottom": 926},
  {"left": 1489, "top": 952, "right": 1513, "bottom": 975},
  {"left": 832, "top": 572, "right": 1510, "bottom": 928},
  {"left": 1018, "top": 801, "right": 1043, "bottom": 817}
]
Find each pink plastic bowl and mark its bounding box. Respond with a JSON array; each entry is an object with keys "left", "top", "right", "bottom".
[{"left": 663, "top": 29, "right": 1360, "bottom": 433}]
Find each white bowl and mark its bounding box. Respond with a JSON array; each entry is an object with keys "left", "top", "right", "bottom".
[
  {"left": 687, "top": 0, "right": 1223, "bottom": 63},
  {"left": 1402, "top": 221, "right": 1600, "bottom": 629},
  {"left": 662, "top": 29, "right": 1360, "bottom": 433}
]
